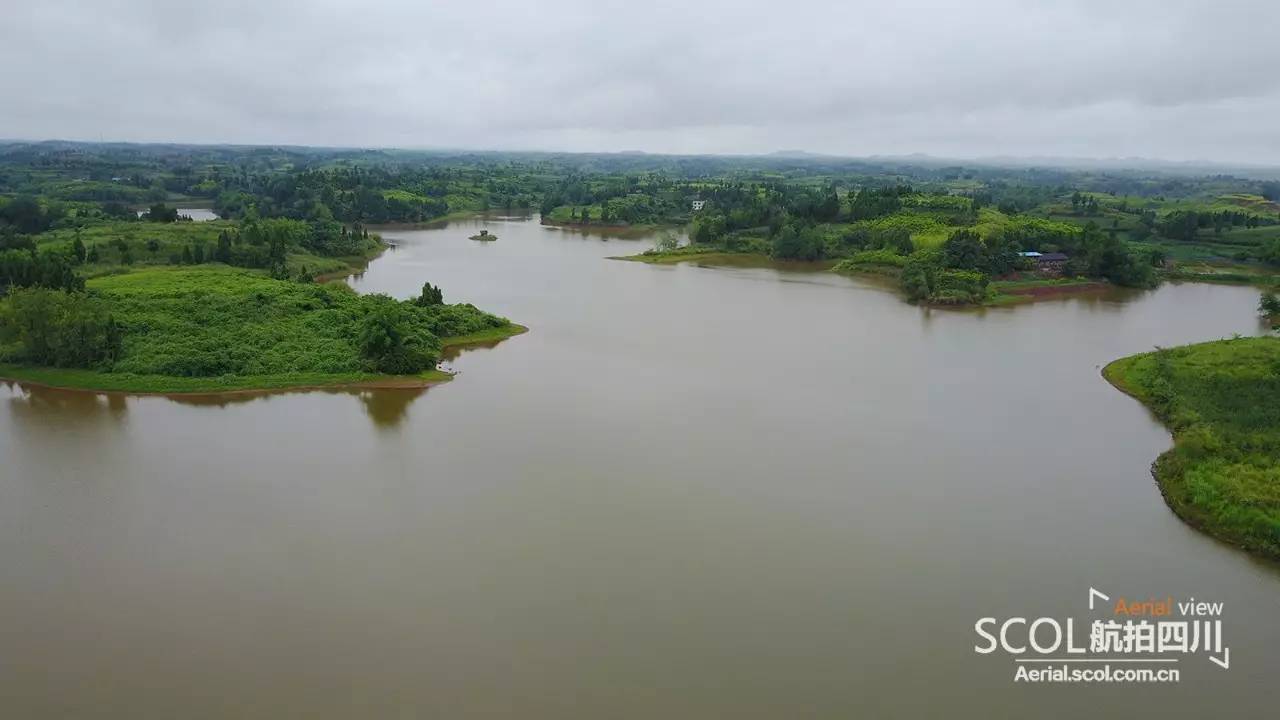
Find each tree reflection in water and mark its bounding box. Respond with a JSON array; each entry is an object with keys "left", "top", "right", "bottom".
[
  {"left": 2, "top": 380, "right": 429, "bottom": 431},
  {"left": 3, "top": 382, "right": 129, "bottom": 427}
]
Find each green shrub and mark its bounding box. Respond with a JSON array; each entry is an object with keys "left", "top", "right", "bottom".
[
  {"left": 933, "top": 269, "right": 989, "bottom": 304},
  {"left": 834, "top": 249, "right": 910, "bottom": 269}
]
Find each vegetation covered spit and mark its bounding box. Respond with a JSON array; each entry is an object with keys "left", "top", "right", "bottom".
[
  {"left": 0, "top": 268, "right": 511, "bottom": 391},
  {"left": 1104, "top": 338, "right": 1280, "bottom": 558}
]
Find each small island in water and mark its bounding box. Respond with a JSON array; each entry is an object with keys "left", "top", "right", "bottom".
[{"left": 470, "top": 229, "right": 497, "bottom": 241}]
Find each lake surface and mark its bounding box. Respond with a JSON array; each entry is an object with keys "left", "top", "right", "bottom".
[
  {"left": 3, "top": 215, "right": 1278, "bottom": 718},
  {"left": 134, "top": 208, "right": 219, "bottom": 221}
]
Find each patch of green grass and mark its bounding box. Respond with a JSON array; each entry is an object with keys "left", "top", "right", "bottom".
[
  {"left": 1218, "top": 225, "right": 1280, "bottom": 246},
  {"left": 1133, "top": 240, "right": 1256, "bottom": 263},
  {"left": 439, "top": 323, "right": 528, "bottom": 346},
  {"left": 543, "top": 205, "right": 593, "bottom": 224},
  {"left": 1104, "top": 337, "right": 1280, "bottom": 559},
  {"left": 611, "top": 247, "right": 758, "bottom": 264},
  {"left": 611, "top": 247, "right": 837, "bottom": 272},
  {"left": 849, "top": 212, "right": 951, "bottom": 249},
  {"left": 831, "top": 250, "right": 909, "bottom": 278},
  {"left": 902, "top": 193, "right": 972, "bottom": 212},
  {"left": 1163, "top": 267, "right": 1278, "bottom": 286},
  {"left": 1218, "top": 193, "right": 1280, "bottom": 214},
  {"left": 986, "top": 277, "right": 1108, "bottom": 305},
  {"left": 990, "top": 275, "right": 1101, "bottom": 290},
  {"left": 37, "top": 220, "right": 230, "bottom": 261}
]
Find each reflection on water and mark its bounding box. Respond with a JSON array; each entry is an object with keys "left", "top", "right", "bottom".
[
  {"left": 4, "top": 381, "right": 129, "bottom": 424},
  {"left": 0, "top": 381, "right": 432, "bottom": 429},
  {"left": 354, "top": 387, "right": 425, "bottom": 428},
  {"left": 441, "top": 336, "right": 513, "bottom": 362}
]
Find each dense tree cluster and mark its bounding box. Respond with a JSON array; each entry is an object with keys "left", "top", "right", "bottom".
[
  {"left": 0, "top": 248, "right": 84, "bottom": 294},
  {"left": 849, "top": 186, "right": 911, "bottom": 221},
  {"left": 1157, "top": 209, "right": 1270, "bottom": 243},
  {"left": 1258, "top": 290, "right": 1280, "bottom": 319},
  {"left": 0, "top": 287, "right": 121, "bottom": 367},
  {"left": 1070, "top": 223, "right": 1156, "bottom": 286},
  {"left": 356, "top": 296, "right": 439, "bottom": 374},
  {"left": 0, "top": 196, "right": 60, "bottom": 235},
  {"left": 1070, "top": 192, "right": 1101, "bottom": 215},
  {"left": 415, "top": 282, "right": 444, "bottom": 307},
  {"left": 540, "top": 174, "right": 690, "bottom": 224}
]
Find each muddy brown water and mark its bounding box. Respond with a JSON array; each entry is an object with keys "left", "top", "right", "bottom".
[{"left": 2, "top": 215, "right": 1277, "bottom": 717}]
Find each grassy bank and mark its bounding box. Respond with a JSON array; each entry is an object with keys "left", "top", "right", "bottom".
[
  {"left": 612, "top": 248, "right": 764, "bottom": 265},
  {"left": 0, "top": 365, "right": 451, "bottom": 395},
  {"left": 1103, "top": 337, "right": 1280, "bottom": 559},
  {"left": 311, "top": 240, "right": 389, "bottom": 283},
  {"left": 611, "top": 248, "right": 839, "bottom": 272},
  {"left": 622, "top": 246, "right": 1112, "bottom": 307},
  {"left": 987, "top": 277, "right": 1109, "bottom": 305},
  {"left": 832, "top": 254, "right": 1110, "bottom": 307},
  {"left": 439, "top": 324, "right": 528, "bottom": 346},
  {"left": 1162, "top": 263, "right": 1280, "bottom": 286},
  {"left": 0, "top": 323, "right": 526, "bottom": 396}
]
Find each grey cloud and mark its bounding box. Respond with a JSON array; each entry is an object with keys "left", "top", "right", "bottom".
[{"left": 2, "top": 0, "right": 1279, "bottom": 163}]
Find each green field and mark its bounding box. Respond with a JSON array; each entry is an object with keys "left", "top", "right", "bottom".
[{"left": 1104, "top": 337, "right": 1280, "bottom": 558}]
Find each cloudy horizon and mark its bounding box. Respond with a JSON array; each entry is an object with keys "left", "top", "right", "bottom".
[{"left": 3, "top": 0, "right": 1278, "bottom": 164}]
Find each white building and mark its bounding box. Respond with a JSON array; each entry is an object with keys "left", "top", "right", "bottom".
[{"left": 691, "top": 199, "right": 707, "bottom": 211}]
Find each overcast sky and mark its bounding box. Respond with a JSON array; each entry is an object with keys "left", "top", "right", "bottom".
[{"left": 3, "top": 0, "right": 1278, "bottom": 163}]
